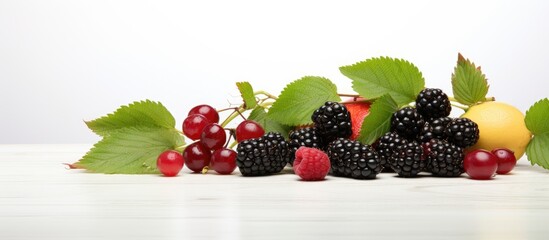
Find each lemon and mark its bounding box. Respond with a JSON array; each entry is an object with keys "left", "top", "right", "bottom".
[{"left": 462, "top": 101, "right": 532, "bottom": 160}]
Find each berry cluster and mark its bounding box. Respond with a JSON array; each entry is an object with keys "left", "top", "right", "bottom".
[
  {"left": 157, "top": 104, "right": 267, "bottom": 177},
  {"left": 379, "top": 88, "right": 481, "bottom": 177}
]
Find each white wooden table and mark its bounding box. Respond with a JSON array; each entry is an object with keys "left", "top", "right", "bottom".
[{"left": 1, "top": 144, "right": 549, "bottom": 240}]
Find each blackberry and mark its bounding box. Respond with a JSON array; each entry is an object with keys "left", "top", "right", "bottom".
[
  {"left": 236, "top": 132, "right": 290, "bottom": 176},
  {"left": 288, "top": 127, "right": 323, "bottom": 165},
  {"left": 419, "top": 117, "right": 453, "bottom": 143},
  {"left": 428, "top": 139, "right": 464, "bottom": 177},
  {"left": 415, "top": 88, "right": 452, "bottom": 121},
  {"left": 327, "top": 138, "right": 382, "bottom": 179},
  {"left": 390, "top": 107, "right": 425, "bottom": 140},
  {"left": 445, "top": 118, "right": 480, "bottom": 148},
  {"left": 312, "top": 102, "right": 352, "bottom": 143},
  {"left": 388, "top": 141, "right": 426, "bottom": 177},
  {"left": 375, "top": 132, "right": 408, "bottom": 169}
]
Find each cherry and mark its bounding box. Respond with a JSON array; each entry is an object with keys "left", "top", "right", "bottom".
[
  {"left": 492, "top": 148, "right": 517, "bottom": 174},
  {"left": 464, "top": 149, "right": 498, "bottom": 180},
  {"left": 236, "top": 120, "right": 265, "bottom": 142},
  {"left": 210, "top": 148, "right": 237, "bottom": 174},
  {"left": 182, "top": 114, "right": 211, "bottom": 140},
  {"left": 183, "top": 142, "right": 211, "bottom": 173},
  {"left": 188, "top": 105, "right": 219, "bottom": 123},
  {"left": 200, "top": 123, "right": 227, "bottom": 150},
  {"left": 156, "top": 150, "right": 184, "bottom": 177}
]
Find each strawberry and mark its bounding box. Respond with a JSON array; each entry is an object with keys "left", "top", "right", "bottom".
[{"left": 344, "top": 100, "right": 371, "bottom": 140}]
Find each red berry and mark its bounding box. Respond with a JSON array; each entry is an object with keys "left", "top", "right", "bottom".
[
  {"left": 464, "top": 149, "right": 498, "bottom": 180},
  {"left": 200, "top": 123, "right": 227, "bottom": 150},
  {"left": 236, "top": 120, "right": 265, "bottom": 142},
  {"left": 183, "top": 142, "right": 211, "bottom": 173},
  {"left": 492, "top": 148, "right": 517, "bottom": 174},
  {"left": 210, "top": 148, "right": 237, "bottom": 174},
  {"left": 157, "top": 150, "right": 184, "bottom": 177},
  {"left": 293, "top": 147, "right": 331, "bottom": 181},
  {"left": 344, "top": 100, "right": 371, "bottom": 140},
  {"left": 183, "top": 114, "right": 211, "bottom": 140},
  {"left": 188, "top": 105, "right": 219, "bottom": 123}
]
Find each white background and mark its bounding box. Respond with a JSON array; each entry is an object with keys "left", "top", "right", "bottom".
[{"left": 1, "top": 0, "right": 548, "bottom": 144}]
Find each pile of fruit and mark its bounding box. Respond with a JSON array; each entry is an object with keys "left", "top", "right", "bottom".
[{"left": 70, "top": 54, "right": 549, "bottom": 181}]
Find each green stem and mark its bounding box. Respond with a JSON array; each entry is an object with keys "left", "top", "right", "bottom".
[
  {"left": 451, "top": 102, "right": 468, "bottom": 111},
  {"left": 220, "top": 106, "right": 245, "bottom": 128},
  {"left": 259, "top": 101, "right": 273, "bottom": 108},
  {"left": 228, "top": 141, "right": 238, "bottom": 149},
  {"left": 448, "top": 96, "right": 458, "bottom": 102},
  {"left": 254, "top": 90, "right": 278, "bottom": 100},
  {"left": 338, "top": 93, "right": 360, "bottom": 97}
]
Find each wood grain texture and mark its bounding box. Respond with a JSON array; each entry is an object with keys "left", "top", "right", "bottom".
[{"left": 1, "top": 144, "right": 549, "bottom": 240}]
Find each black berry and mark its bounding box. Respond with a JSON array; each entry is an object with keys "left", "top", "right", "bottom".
[
  {"left": 428, "top": 139, "right": 465, "bottom": 177},
  {"left": 390, "top": 107, "right": 425, "bottom": 140},
  {"left": 236, "top": 132, "right": 290, "bottom": 176},
  {"left": 375, "top": 132, "right": 408, "bottom": 170},
  {"left": 312, "top": 102, "right": 352, "bottom": 143},
  {"left": 445, "top": 118, "right": 480, "bottom": 148},
  {"left": 327, "top": 138, "right": 382, "bottom": 179},
  {"left": 288, "top": 127, "right": 324, "bottom": 165},
  {"left": 388, "top": 141, "right": 426, "bottom": 177},
  {"left": 415, "top": 88, "right": 452, "bottom": 121},
  {"left": 419, "top": 117, "right": 453, "bottom": 143}
]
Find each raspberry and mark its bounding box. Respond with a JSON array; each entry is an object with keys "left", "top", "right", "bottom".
[
  {"left": 327, "top": 138, "right": 382, "bottom": 179},
  {"left": 312, "top": 102, "right": 352, "bottom": 143},
  {"left": 415, "top": 88, "right": 452, "bottom": 121},
  {"left": 419, "top": 117, "right": 453, "bottom": 143},
  {"left": 293, "top": 147, "right": 331, "bottom": 181},
  {"left": 375, "top": 132, "right": 408, "bottom": 170},
  {"left": 236, "top": 132, "right": 290, "bottom": 176},
  {"left": 288, "top": 127, "right": 324, "bottom": 165},
  {"left": 388, "top": 141, "right": 426, "bottom": 177},
  {"left": 428, "top": 139, "right": 465, "bottom": 177},
  {"left": 390, "top": 107, "right": 425, "bottom": 140},
  {"left": 445, "top": 118, "right": 480, "bottom": 148}
]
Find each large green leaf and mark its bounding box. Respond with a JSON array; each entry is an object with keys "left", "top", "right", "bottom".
[
  {"left": 85, "top": 100, "right": 175, "bottom": 136},
  {"left": 75, "top": 127, "right": 184, "bottom": 174},
  {"left": 267, "top": 76, "right": 340, "bottom": 126},
  {"left": 451, "top": 53, "right": 489, "bottom": 106},
  {"left": 340, "top": 57, "right": 425, "bottom": 106},
  {"left": 356, "top": 95, "right": 399, "bottom": 144},
  {"left": 525, "top": 98, "right": 549, "bottom": 135},
  {"left": 236, "top": 82, "right": 257, "bottom": 109},
  {"left": 526, "top": 133, "right": 549, "bottom": 170}
]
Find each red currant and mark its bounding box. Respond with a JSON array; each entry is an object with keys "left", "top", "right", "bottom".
[
  {"left": 210, "top": 148, "right": 237, "bottom": 174},
  {"left": 183, "top": 142, "right": 211, "bottom": 173},
  {"left": 156, "top": 150, "right": 184, "bottom": 177},
  {"left": 188, "top": 105, "right": 219, "bottom": 123},
  {"left": 492, "top": 148, "right": 517, "bottom": 174},
  {"left": 182, "top": 114, "right": 211, "bottom": 140},
  {"left": 464, "top": 149, "right": 498, "bottom": 180},
  {"left": 236, "top": 120, "right": 265, "bottom": 142},
  {"left": 200, "top": 123, "right": 226, "bottom": 150}
]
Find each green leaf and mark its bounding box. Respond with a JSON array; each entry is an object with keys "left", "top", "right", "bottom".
[
  {"left": 451, "top": 53, "right": 490, "bottom": 106},
  {"left": 236, "top": 82, "right": 257, "bottom": 109},
  {"left": 340, "top": 57, "right": 425, "bottom": 106},
  {"left": 249, "top": 107, "right": 291, "bottom": 139},
  {"left": 525, "top": 98, "right": 549, "bottom": 135},
  {"left": 267, "top": 76, "right": 341, "bottom": 126},
  {"left": 75, "top": 127, "right": 185, "bottom": 174},
  {"left": 526, "top": 133, "right": 549, "bottom": 170},
  {"left": 85, "top": 100, "right": 176, "bottom": 137},
  {"left": 356, "top": 95, "right": 399, "bottom": 144}
]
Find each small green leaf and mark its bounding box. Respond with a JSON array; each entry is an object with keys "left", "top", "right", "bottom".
[
  {"left": 525, "top": 98, "right": 549, "bottom": 135},
  {"left": 451, "top": 53, "right": 490, "bottom": 106},
  {"left": 249, "top": 107, "right": 291, "bottom": 139},
  {"left": 267, "top": 76, "right": 341, "bottom": 126},
  {"left": 236, "top": 82, "right": 257, "bottom": 109},
  {"left": 526, "top": 133, "right": 549, "bottom": 170},
  {"left": 85, "top": 100, "right": 176, "bottom": 137},
  {"left": 356, "top": 95, "right": 398, "bottom": 144},
  {"left": 340, "top": 57, "right": 425, "bottom": 106},
  {"left": 75, "top": 127, "right": 184, "bottom": 174}
]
